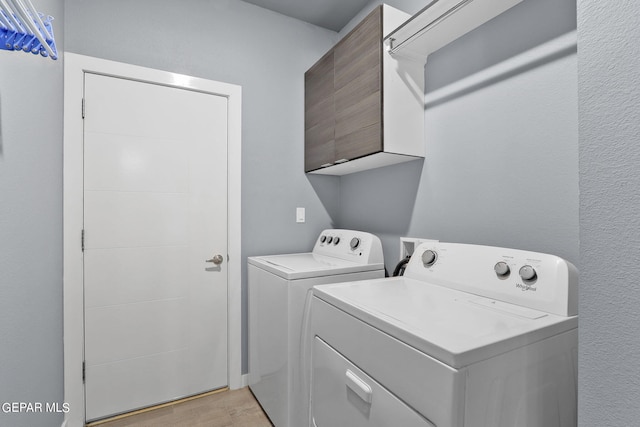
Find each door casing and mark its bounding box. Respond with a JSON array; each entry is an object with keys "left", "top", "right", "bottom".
[{"left": 62, "top": 53, "right": 242, "bottom": 427}]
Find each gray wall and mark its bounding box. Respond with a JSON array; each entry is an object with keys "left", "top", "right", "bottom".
[
  {"left": 6, "top": 1, "right": 640, "bottom": 425},
  {"left": 0, "top": 1, "right": 65, "bottom": 426},
  {"left": 64, "top": 0, "right": 339, "bottom": 374},
  {"left": 336, "top": 0, "right": 579, "bottom": 274},
  {"left": 578, "top": 2, "right": 640, "bottom": 425}
]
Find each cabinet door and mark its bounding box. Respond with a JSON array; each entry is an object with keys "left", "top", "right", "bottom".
[
  {"left": 305, "top": 51, "right": 335, "bottom": 172},
  {"left": 334, "top": 6, "right": 383, "bottom": 162}
]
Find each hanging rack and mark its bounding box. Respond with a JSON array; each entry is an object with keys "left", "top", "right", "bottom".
[
  {"left": 385, "top": 0, "right": 522, "bottom": 63},
  {"left": 0, "top": 0, "right": 57, "bottom": 60}
]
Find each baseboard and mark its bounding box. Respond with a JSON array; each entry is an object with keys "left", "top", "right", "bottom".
[{"left": 238, "top": 373, "right": 249, "bottom": 388}]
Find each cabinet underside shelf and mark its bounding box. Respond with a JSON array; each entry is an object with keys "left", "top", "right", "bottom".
[{"left": 308, "top": 151, "right": 423, "bottom": 176}]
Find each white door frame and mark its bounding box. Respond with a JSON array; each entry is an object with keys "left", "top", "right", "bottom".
[{"left": 62, "top": 53, "right": 242, "bottom": 427}]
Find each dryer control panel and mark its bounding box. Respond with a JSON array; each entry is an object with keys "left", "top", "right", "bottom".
[
  {"left": 313, "top": 229, "right": 383, "bottom": 265},
  {"left": 404, "top": 242, "right": 578, "bottom": 317}
]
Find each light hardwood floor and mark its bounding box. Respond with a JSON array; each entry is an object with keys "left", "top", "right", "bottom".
[{"left": 91, "top": 387, "right": 273, "bottom": 427}]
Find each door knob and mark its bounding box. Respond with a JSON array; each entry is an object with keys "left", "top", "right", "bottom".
[{"left": 206, "top": 254, "right": 224, "bottom": 265}]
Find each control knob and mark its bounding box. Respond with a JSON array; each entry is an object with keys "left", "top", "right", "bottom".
[
  {"left": 494, "top": 261, "right": 510, "bottom": 277},
  {"left": 519, "top": 265, "right": 537, "bottom": 281},
  {"left": 350, "top": 237, "right": 361, "bottom": 250},
  {"left": 320, "top": 235, "right": 326, "bottom": 243},
  {"left": 327, "top": 236, "right": 333, "bottom": 244},
  {"left": 334, "top": 237, "right": 340, "bottom": 245},
  {"left": 422, "top": 250, "right": 437, "bottom": 267}
]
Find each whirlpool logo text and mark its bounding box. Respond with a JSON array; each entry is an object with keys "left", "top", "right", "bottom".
[{"left": 515, "top": 283, "right": 537, "bottom": 292}]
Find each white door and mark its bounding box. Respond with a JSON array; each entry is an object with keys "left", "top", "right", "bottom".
[{"left": 82, "top": 73, "right": 228, "bottom": 421}]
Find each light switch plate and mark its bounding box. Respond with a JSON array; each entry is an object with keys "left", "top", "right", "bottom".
[{"left": 296, "top": 207, "right": 305, "bottom": 223}]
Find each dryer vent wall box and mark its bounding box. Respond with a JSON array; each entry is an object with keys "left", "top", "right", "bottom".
[
  {"left": 310, "top": 242, "right": 578, "bottom": 427},
  {"left": 400, "top": 237, "right": 438, "bottom": 260},
  {"left": 247, "top": 229, "right": 384, "bottom": 427}
]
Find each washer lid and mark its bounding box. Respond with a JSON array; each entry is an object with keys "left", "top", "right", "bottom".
[
  {"left": 313, "top": 277, "right": 578, "bottom": 368},
  {"left": 248, "top": 253, "right": 384, "bottom": 280}
]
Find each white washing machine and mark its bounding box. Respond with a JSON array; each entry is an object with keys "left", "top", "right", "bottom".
[
  {"left": 309, "top": 241, "right": 578, "bottom": 427},
  {"left": 248, "top": 229, "right": 385, "bottom": 427}
]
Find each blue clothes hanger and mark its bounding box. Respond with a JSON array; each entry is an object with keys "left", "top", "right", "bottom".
[{"left": 0, "top": 0, "right": 57, "bottom": 60}]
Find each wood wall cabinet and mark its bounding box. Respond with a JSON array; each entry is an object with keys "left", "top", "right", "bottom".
[
  {"left": 305, "top": 5, "right": 425, "bottom": 175},
  {"left": 305, "top": 49, "right": 335, "bottom": 171}
]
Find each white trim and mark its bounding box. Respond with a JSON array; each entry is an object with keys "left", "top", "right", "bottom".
[
  {"left": 63, "top": 53, "right": 242, "bottom": 427},
  {"left": 424, "top": 31, "right": 577, "bottom": 108},
  {"left": 240, "top": 373, "right": 250, "bottom": 388}
]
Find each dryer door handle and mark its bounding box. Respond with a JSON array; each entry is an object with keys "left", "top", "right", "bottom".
[{"left": 345, "top": 369, "right": 372, "bottom": 404}]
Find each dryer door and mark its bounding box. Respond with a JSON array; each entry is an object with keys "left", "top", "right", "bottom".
[{"left": 311, "top": 336, "right": 435, "bottom": 427}]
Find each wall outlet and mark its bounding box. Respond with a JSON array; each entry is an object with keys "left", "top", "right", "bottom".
[{"left": 296, "top": 207, "right": 305, "bottom": 223}]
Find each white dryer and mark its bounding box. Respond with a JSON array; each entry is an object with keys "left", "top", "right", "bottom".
[
  {"left": 309, "top": 242, "right": 578, "bottom": 427},
  {"left": 248, "top": 229, "right": 385, "bottom": 427}
]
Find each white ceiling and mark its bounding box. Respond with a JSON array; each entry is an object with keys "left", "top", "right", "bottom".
[{"left": 242, "top": 0, "right": 372, "bottom": 31}]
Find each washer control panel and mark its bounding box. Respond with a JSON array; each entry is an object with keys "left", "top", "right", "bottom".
[
  {"left": 314, "top": 229, "right": 383, "bottom": 264},
  {"left": 406, "top": 242, "right": 577, "bottom": 317}
]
